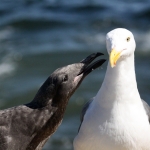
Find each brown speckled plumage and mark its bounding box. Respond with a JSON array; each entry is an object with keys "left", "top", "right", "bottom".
[{"left": 0, "top": 53, "right": 106, "bottom": 150}]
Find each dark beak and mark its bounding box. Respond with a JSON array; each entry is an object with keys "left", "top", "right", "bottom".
[{"left": 78, "top": 52, "right": 106, "bottom": 76}]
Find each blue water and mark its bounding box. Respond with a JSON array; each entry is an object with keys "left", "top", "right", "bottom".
[{"left": 0, "top": 0, "right": 150, "bottom": 149}]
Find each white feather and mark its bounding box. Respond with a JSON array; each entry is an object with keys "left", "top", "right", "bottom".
[{"left": 74, "top": 28, "right": 150, "bottom": 150}]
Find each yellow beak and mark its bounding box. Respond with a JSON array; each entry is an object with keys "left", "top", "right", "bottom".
[{"left": 109, "top": 49, "right": 121, "bottom": 68}]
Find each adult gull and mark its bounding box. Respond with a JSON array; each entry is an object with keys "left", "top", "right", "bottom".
[{"left": 74, "top": 28, "right": 150, "bottom": 150}]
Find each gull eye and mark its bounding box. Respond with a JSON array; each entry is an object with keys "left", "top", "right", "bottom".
[
  {"left": 63, "top": 75, "right": 68, "bottom": 82},
  {"left": 127, "top": 37, "right": 130, "bottom": 42}
]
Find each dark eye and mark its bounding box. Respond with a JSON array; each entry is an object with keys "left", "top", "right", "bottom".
[
  {"left": 63, "top": 75, "right": 68, "bottom": 82},
  {"left": 127, "top": 37, "right": 130, "bottom": 42}
]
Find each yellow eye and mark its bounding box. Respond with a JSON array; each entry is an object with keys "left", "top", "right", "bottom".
[{"left": 127, "top": 37, "right": 130, "bottom": 42}]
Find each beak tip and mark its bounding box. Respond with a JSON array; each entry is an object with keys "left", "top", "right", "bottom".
[{"left": 110, "top": 62, "right": 116, "bottom": 68}]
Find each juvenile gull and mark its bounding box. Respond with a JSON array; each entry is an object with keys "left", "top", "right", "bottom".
[
  {"left": 74, "top": 28, "right": 150, "bottom": 150},
  {"left": 0, "top": 53, "right": 106, "bottom": 150}
]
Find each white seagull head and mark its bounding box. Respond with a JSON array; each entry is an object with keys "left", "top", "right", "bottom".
[{"left": 106, "top": 28, "right": 136, "bottom": 68}]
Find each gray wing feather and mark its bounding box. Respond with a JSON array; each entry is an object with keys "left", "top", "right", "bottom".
[
  {"left": 142, "top": 99, "right": 150, "bottom": 123},
  {"left": 78, "top": 98, "right": 93, "bottom": 131}
]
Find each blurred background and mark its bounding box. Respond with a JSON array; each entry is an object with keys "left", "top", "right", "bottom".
[{"left": 0, "top": 0, "right": 150, "bottom": 149}]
